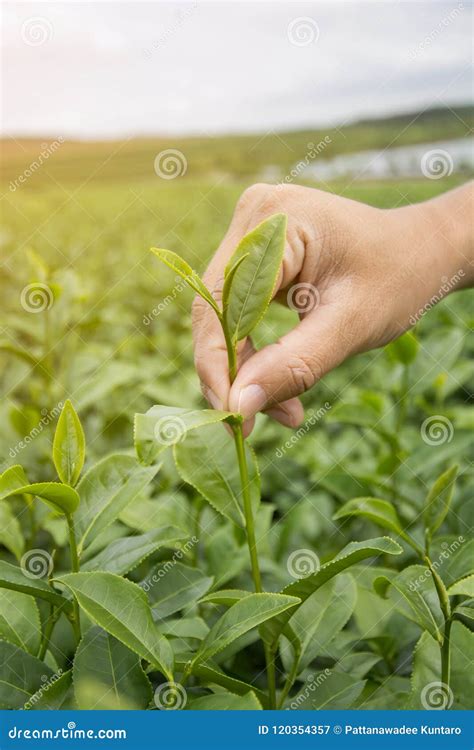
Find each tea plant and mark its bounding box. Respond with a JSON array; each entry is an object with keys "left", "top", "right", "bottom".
[{"left": 0, "top": 212, "right": 471, "bottom": 711}]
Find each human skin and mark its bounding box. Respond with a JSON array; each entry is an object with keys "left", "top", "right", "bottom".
[{"left": 192, "top": 181, "right": 474, "bottom": 436}]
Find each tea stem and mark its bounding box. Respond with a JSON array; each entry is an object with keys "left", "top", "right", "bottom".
[
  {"left": 232, "top": 422, "right": 262, "bottom": 593},
  {"left": 66, "top": 513, "right": 81, "bottom": 642},
  {"left": 425, "top": 554, "right": 452, "bottom": 695},
  {"left": 221, "top": 316, "right": 276, "bottom": 707},
  {"left": 38, "top": 604, "right": 59, "bottom": 661}
]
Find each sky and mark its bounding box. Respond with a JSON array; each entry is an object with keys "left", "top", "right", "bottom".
[{"left": 1, "top": 1, "right": 472, "bottom": 139}]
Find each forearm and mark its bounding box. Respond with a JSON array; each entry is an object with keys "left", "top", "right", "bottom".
[{"left": 389, "top": 182, "right": 474, "bottom": 294}]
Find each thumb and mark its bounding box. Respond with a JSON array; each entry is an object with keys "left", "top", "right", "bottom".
[{"left": 228, "top": 304, "right": 351, "bottom": 419}]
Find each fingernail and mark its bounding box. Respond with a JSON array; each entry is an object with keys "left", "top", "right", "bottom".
[{"left": 237, "top": 384, "right": 267, "bottom": 419}]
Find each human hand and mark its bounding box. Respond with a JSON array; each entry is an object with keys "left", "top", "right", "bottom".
[{"left": 192, "top": 182, "right": 473, "bottom": 435}]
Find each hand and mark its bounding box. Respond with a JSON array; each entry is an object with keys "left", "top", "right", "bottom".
[{"left": 192, "top": 182, "right": 473, "bottom": 435}]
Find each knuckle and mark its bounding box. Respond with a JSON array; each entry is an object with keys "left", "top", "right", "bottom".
[
  {"left": 236, "top": 183, "right": 273, "bottom": 213},
  {"left": 191, "top": 295, "right": 208, "bottom": 327},
  {"left": 286, "top": 352, "right": 320, "bottom": 394}
]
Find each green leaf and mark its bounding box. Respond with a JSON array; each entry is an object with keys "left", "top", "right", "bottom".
[
  {"left": 0, "top": 560, "right": 71, "bottom": 610},
  {"left": 409, "top": 622, "right": 473, "bottom": 708},
  {"left": 222, "top": 252, "right": 249, "bottom": 310},
  {"left": 82, "top": 527, "right": 188, "bottom": 575},
  {"left": 134, "top": 405, "right": 238, "bottom": 465},
  {"left": 0, "top": 590, "right": 40, "bottom": 654},
  {"left": 286, "top": 671, "right": 365, "bottom": 710},
  {"left": 0, "top": 641, "right": 54, "bottom": 709},
  {"left": 224, "top": 213, "right": 287, "bottom": 341},
  {"left": 190, "top": 691, "right": 262, "bottom": 710},
  {"left": 448, "top": 575, "right": 474, "bottom": 597},
  {"left": 374, "top": 565, "right": 444, "bottom": 642},
  {"left": 73, "top": 626, "right": 152, "bottom": 709},
  {"left": 281, "top": 574, "right": 357, "bottom": 675},
  {"left": 200, "top": 589, "right": 251, "bottom": 607},
  {"left": 74, "top": 455, "right": 159, "bottom": 554},
  {"left": 150, "top": 248, "right": 220, "bottom": 315},
  {"left": 144, "top": 562, "right": 213, "bottom": 619},
  {"left": 160, "top": 617, "right": 209, "bottom": 640},
  {"left": 52, "top": 400, "right": 85, "bottom": 487},
  {"left": 191, "top": 593, "right": 300, "bottom": 668},
  {"left": 423, "top": 465, "right": 458, "bottom": 537},
  {"left": 430, "top": 538, "right": 474, "bottom": 587},
  {"left": 174, "top": 423, "right": 260, "bottom": 528},
  {"left": 25, "top": 669, "right": 74, "bottom": 710},
  {"left": 387, "top": 331, "right": 419, "bottom": 365},
  {"left": 0, "top": 465, "right": 29, "bottom": 500},
  {"left": 0, "top": 482, "right": 79, "bottom": 516},
  {"left": 179, "top": 660, "right": 268, "bottom": 707},
  {"left": 333, "top": 497, "right": 405, "bottom": 537},
  {"left": 0, "top": 502, "right": 24, "bottom": 559},
  {"left": 56, "top": 572, "right": 173, "bottom": 680},
  {"left": 262, "top": 537, "right": 402, "bottom": 647}
]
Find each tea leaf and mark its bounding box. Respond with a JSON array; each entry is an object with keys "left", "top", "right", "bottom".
[
  {"left": 134, "top": 405, "right": 239, "bottom": 465},
  {"left": 191, "top": 593, "right": 300, "bottom": 667},
  {"left": 448, "top": 575, "right": 474, "bottom": 597},
  {"left": 222, "top": 252, "right": 249, "bottom": 310},
  {"left": 285, "top": 671, "right": 365, "bottom": 710},
  {"left": 281, "top": 574, "right": 357, "bottom": 675},
  {"left": 0, "top": 465, "right": 29, "bottom": 500},
  {"left": 75, "top": 455, "right": 159, "bottom": 554},
  {"left": 0, "top": 560, "right": 71, "bottom": 609},
  {"left": 56, "top": 572, "right": 173, "bottom": 680},
  {"left": 429, "top": 538, "right": 474, "bottom": 587},
  {"left": 174, "top": 422, "right": 260, "bottom": 527},
  {"left": 82, "top": 527, "right": 188, "bottom": 575},
  {"left": 408, "top": 622, "right": 473, "bottom": 709},
  {"left": 150, "top": 248, "right": 220, "bottom": 315},
  {"left": 183, "top": 661, "right": 268, "bottom": 707},
  {"left": 262, "top": 537, "right": 402, "bottom": 647},
  {"left": 0, "top": 641, "right": 54, "bottom": 709},
  {"left": 73, "top": 626, "right": 152, "bottom": 709},
  {"left": 25, "top": 669, "right": 74, "bottom": 710},
  {"left": 190, "top": 691, "right": 262, "bottom": 710},
  {"left": 423, "top": 465, "right": 458, "bottom": 537},
  {"left": 144, "top": 562, "right": 213, "bottom": 619},
  {"left": 224, "top": 213, "right": 287, "bottom": 342},
  {"left": 374, "top": 565, "right": 444, "bottom": 642},
  {"left": 0, "top": 482, "right": 79, "bottom": 516},
  {"left": 0, "top": 590, "right": 41, "bottom": 654},
  {"left": 52, "top": 400, "right": 85, "bottom": 487},
  {"left": 0, "top": 502, "right": 24, "bottom": 560},
  {"left": 333, "top": 497, "right": 405, "bottom": 537}
]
